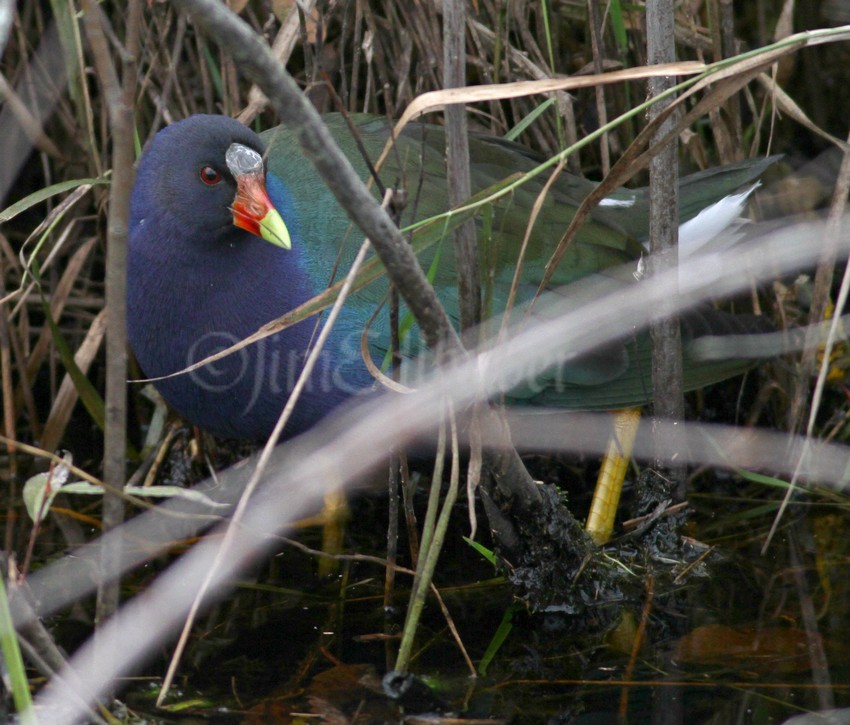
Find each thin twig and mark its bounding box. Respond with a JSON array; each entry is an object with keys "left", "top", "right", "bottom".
[
  {"left": 647, "top": 0, "right": 684, "bottom": 490},
  {"left": 80, "top": 0, "right": 142, "bottom": 649}
]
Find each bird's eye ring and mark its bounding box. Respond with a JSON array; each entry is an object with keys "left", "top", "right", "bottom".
[{"left": 200, "top": 166, "right": 222, "bottom": 185}]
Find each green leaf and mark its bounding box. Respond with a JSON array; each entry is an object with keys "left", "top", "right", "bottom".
[
  {"left": 609, "top": 0, "right": 629, "bottom": 54},
  {"left": 0, "top": 178, "right": 106, "bottom": 223},
  {"left": 504, "top": 98, "right": 556, "bottom": 142},
  {"left": 22, "top": 452, "right": 75, "bottom": 523},
  {"left": 0, "top": 574, "right": 35, "bottom": 723},
  {"left": 734, "top": 469, "right": 793, "bottom": 489},
  {"left": 123, "top": 486, "right": 228, "bottom": 508},
  {"left": 463, "top": 535, "right": 498, "bottom": 566},
  {"left": 23, "top": 474, "right": 228, "bottom": 524},
  {"left": 478, "top": 604, "right": 520, "bottom": 676},
  {"left": 23, "top": 472, "right": 57, "bottom": 523}
]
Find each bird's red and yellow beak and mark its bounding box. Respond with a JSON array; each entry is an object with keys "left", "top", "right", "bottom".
[
  {"left": 225, "top": 141, "right": 291, "bottom": 249},
  {"left": 230, "top": 173, "right": 291, "bottom": 250}
]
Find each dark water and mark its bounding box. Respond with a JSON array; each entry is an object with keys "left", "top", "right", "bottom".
[{"left": 99, "top": 453, "right": 850, "bottom": 724}]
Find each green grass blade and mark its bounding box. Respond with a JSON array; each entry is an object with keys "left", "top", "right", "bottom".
[
  {"left": 609, "top": 0, "right": 629, "bottom": 53},
  {"left": 504, "top": 98, "right": 556, "bottom": 142},
  {"left": 0, "top": 178, "right": 106, "bottom": 223},
  {"left": 0, "top": 575, "right": 36, "bottom": 724},
  {"left": 478, "top": 604, "right": 520, "bottom": 676}
]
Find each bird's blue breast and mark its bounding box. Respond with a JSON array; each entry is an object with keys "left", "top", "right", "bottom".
[{"left": 129, "top": 202, "right": 374, "bottom": 440}]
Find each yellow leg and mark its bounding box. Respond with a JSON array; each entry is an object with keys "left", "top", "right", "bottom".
[
  {"left": 586, "top": 408, "right": 641, "bottom": 545},
  {"left": 318, "top": 487, "right": 349, "bottom": 576},
  {"left": 290, "top": 488, "right": 349, "bottom": 576}
]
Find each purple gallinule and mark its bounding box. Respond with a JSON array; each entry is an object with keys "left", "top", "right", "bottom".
[{"left": 128, "top": 114, "right": 773, "bottom": 542}]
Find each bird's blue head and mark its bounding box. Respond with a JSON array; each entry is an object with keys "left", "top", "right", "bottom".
[{"left": 130, "top": 114, "right": 290, "bottom": 250}]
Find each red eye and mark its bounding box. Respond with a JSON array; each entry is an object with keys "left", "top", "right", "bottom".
[{"left": 200, "top": 166, "right": 222, "bottom": 185}]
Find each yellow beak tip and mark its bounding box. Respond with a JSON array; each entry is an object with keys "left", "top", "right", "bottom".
[{"left": 260, "top": 209, "right": 292, "bottom": 250}]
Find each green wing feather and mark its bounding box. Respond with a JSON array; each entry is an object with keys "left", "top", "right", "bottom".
[{"left": 262, "top": 114, "right": 773, "bottom": 409}]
